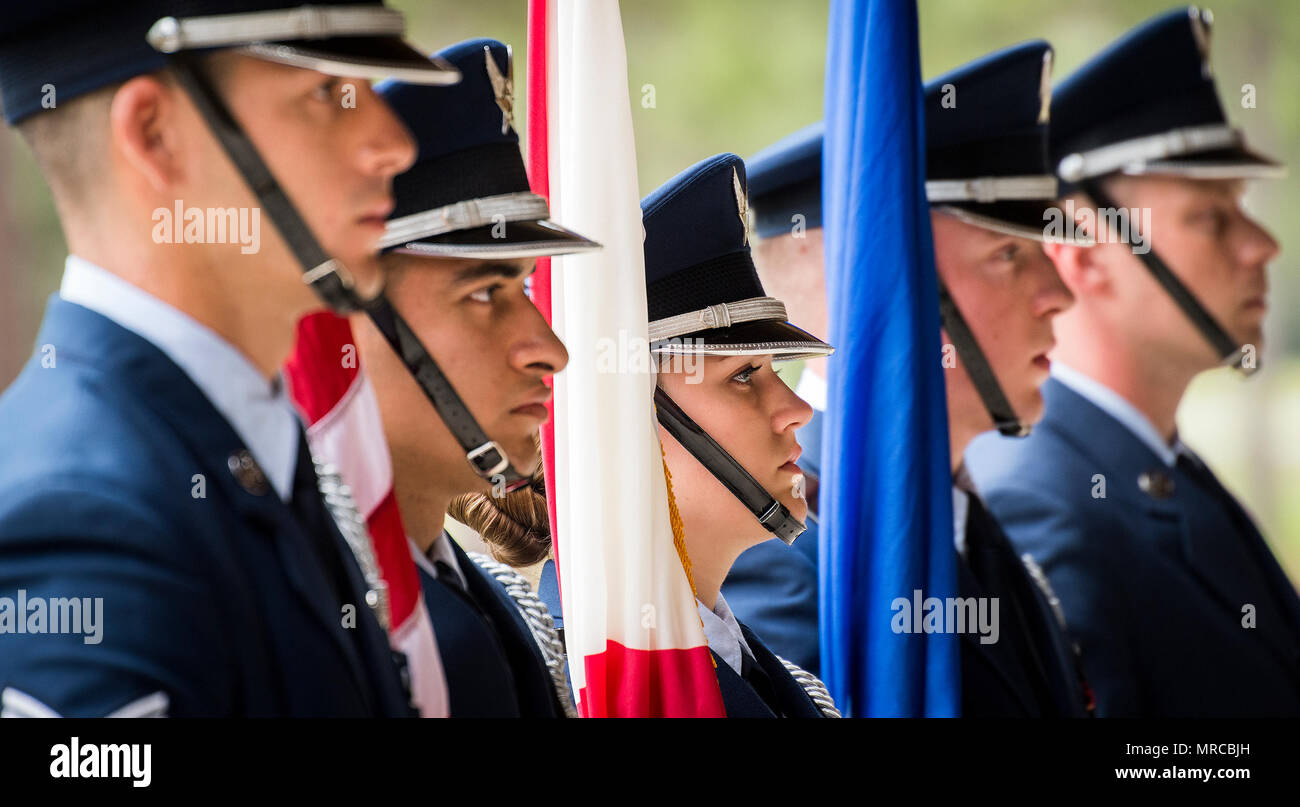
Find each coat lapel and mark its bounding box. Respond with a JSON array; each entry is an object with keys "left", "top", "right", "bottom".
[
  {"left": 1039, "top": 378, "right": 1186, "bottom": 559},
  {"left": 739, "top": 624, "right": 824, "bottom": 718},
  {"left": 711, "top": 650, "right": 776, "bottom": 718},
  {"left": 1043, "top": 378, "right": 1300, "bottom": 681},
  {"left": 1173, "top": 456, "right": 1300, "bottom": 669},
  {"left": 449, "top": 540, "right": 563, "bottom": 717},
  {"left": 46, "top": 299, "right": 378, "bottom": 707},
  {"left": 956, "top": 518, "right": 1041, "bottom": 716}
]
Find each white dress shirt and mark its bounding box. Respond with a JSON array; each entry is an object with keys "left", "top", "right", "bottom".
[
  {"left": 697, "top": 593, "right": 755, "bottom": 676},
  {"left": 59, "top": 255, "right": 301, "bottom": 500},
  {"left": 952, "top": 485, "right": 971, "bottom": 557},
  {"left": 1050, "top": 362, "right": 1186, "bottom": 467}
]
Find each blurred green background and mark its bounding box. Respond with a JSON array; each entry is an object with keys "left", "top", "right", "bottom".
[{"left": 1, "top": 1, "right": 1295, "bottom": 579}]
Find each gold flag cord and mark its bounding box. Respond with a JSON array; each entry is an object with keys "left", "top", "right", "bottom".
[
  {"left": 660, "top": 445, "right": 698, "bottom": 599},
  {"left": 659, "top": 413, "right": 715, "bottom": 671}
]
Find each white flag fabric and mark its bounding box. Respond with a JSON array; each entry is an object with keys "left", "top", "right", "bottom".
[{"left": 544, "top": 0, "right": 725, "bottom": 716}]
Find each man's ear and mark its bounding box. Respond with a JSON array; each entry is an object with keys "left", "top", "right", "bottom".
[{"left": 109, "top": 74, "right": 184, "bottom": 194}]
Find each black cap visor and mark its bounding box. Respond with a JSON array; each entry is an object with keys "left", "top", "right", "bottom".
[
  {"left": 936, "top": 199, "right": 1090, "bottom": 244},
  {"left": 392, "top": 219, "right": 601, "bottom": 260},
  {"left": 651, "top": 318, "right": 833, "bottom": 362},
  {"left": 1127, "top": 144, "right": 1286, "bottom": 181},
  {"left": 243, "top": 36, "right": 459, "bottom": 84}
]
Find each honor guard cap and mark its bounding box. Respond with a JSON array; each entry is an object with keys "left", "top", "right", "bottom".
[
  {"left": 1050, "top": 7, "right": 1277, "bottom": 375},
  {"left": 646, "top": 153, "right": 825, "bottom": 544},
  {"left": 642, "top": 153, "right": 832, "bottom": 362},
  {"left": 747, "top": 121, "right": 825, "bottom": 240},
  {"left": 1051, "top": 6, "right": 1284, "bottom": 188},
  {"left": 748, "top": 41, "right": 1079, "bottom": 245},
  {"left": 923, "top": 41, "right": 1083, "bottom": 436},
  {"left": 0, "top": 1, "right": 458, "bottom": 125},
  {"left": 924, "top": 40, "right": 1079, "bottom": 242},
  {"left": 377, "top": 39, "right": 599, "bottom": 259}
]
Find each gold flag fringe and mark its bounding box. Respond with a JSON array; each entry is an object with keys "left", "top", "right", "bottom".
[{"left": 660, "top": 444, "right": 698, "bottom": 600}]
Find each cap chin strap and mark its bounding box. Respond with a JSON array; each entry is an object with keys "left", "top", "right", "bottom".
[
  {"left": 168, "top": 53, "right": 366, "bottom": 314},
  {"left": 653, "top": 388, "right": 805, "bottom": 545},
  {"left": 1081, "top": 181, "right": 1255, "bottom": 374},
  {"left": 365, "top": 296, "right": 530, "bottom": 492},
  {"left": 168, "top": 55, "right": 529, "bottom": 490},
  {"left": 938, "top": 281, "right": 1030, "bottom": 438}
]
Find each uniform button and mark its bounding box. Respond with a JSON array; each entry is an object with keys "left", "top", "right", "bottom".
[
  {"left": 228, "top": 450, "right": 270, "bottom": 496},
  {"left": 1137, "top": 470, "right": 1175, "bottom": 499}
]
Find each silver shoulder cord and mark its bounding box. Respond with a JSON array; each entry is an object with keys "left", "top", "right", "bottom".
[
  {"left": 467, "top": 552, "right": 579, "bottom": 718},
  {"left": 1019, "top": 553, "right": 1068, "bottom": 633},
  {"left": 1021, "top": 552, "right": 1095, "bottom": 715},
  {"left": 314, "top": 460, "right": 391, "bottom": 633},
  {"left": 314, "top": 471, "right": 828, "bottom": 720},
  {"left": 776, "top": 657, "right": 842, "bottom": 718},
  {"left": 314, "top": 468, "right": 578, "bottom": 716}
]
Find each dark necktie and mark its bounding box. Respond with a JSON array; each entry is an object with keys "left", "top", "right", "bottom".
[
  {"left": 434, "top": 558, "right": 467, "bottom": 595},
  {"left": 740, "top": 651, "right": 783, "bottom": 716}
]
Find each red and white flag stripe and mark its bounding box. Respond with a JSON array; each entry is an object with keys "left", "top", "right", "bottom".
[{"left": 286, "top": 312, "right": 450, "bottom": 718}]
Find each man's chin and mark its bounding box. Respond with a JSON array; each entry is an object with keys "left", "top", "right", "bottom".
[
  {"left": 1233, "top": 322, "right": 1265, "bottom": 354},
  {"left": 334, "top": 252, "right": 386, "bottom": 300},
  {"left": 1012, "top": 386, "right": 1046, "bottom": 429},
  {"left": 504, "top": 443, "right": 542, "bottom": 477}
]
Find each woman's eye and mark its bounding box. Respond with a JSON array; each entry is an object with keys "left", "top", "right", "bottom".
[
  {"left": 995, "top": 243, "right": 1019, "bottom": 263},
  {"left": 731, "top": 365, "right": 760, "bottom": 384},
  {"left": 470, "top": 285, "right": 501, "bottom": 304}
]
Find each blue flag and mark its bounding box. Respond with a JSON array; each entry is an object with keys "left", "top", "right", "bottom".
[{"left": 819, "top": 0, "right": 960, "bottom": 717}]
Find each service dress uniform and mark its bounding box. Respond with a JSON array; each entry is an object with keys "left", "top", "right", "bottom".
[
  {"left": 642, "top": 153, "right": 839, "bottom": 718},
  {"left": 727, "top": 42, "right": 1097, "bottom": 716},
  {"left": 374, "top": 39, "right": 600, "bottom": 717},
  {"left": 723, "top": 122, "right": 827, "bottom": 676},
  {"left": 966, "top": 7, "right": 1300, "bottom": 718},
  {"left": 0, "top": 0, "right": 458, "bottom": 716}
]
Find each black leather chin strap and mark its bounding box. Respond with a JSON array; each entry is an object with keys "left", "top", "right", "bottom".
[
  {"left": 169, "top": 53, "right": 365, "bottom": 314},
  {"left": 654, "top": 387, "right": 806, "bottom": 545},
  {"left": 171, "top": 54, "right": 529, "bottom": 491},
  {"left": 938, "top": 281, "right": 1030, "bottom": 438},
  {"left": 365, "top": 296, "right": 530, "bottom": 492},
  {"left": 1082, "top": 180, "right": 1256, "bottom": 375}
]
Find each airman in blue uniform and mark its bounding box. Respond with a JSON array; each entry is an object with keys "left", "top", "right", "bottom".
[
  {"left": 727, "top": 42, "right": 1095, "bottom": 716},
  {"left": 356, "top": 39, "right": 600, "bottom": 717},
  {"left": 0, "top": 0, "right": 454, "bottom": 717},
  {"left": 966, "top": 7, "right": 1300, "bottom": 716},
  {"left": 643, "top": 153, "right": 838, "bottom": 717},
  {"left": 724, "top": 122, "right": 827, "bottom": 675}
]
